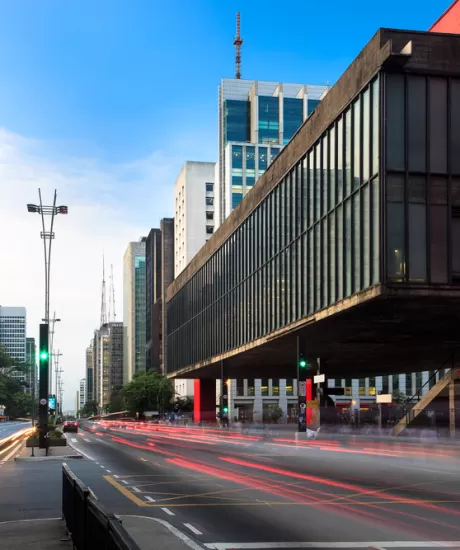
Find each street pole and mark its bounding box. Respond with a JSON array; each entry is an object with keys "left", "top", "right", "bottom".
[
  {"left": 27, "top": 190, "right": 68, "bottom": 448},
  {"left": 297, "top": 335, "right": 307, "bottom": 433},
  {"left": 316, "top": 358, "right": 321, "bottom": 427},
  {"left": 31, "top": 373, "right": 35, "bottom": 457}
]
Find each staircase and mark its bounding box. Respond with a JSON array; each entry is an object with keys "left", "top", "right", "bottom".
[{"left": 393, "top": 367, "right": 458, "bottom": 436}]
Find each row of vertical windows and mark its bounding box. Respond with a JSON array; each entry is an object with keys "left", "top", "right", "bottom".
[{"left": 167, "top": 76, "right": 381, "bottom": 372}]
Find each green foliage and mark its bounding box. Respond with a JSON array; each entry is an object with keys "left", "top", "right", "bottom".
[
  {"left": 122, "top": 371, "right": 174, "bottom": 415},
  {"left": 268, "top": 405, "right": 283, "bottom": 424},
  {"left": 174, "top": 396, "right": 193, "bottom": 413},
  {"left": 392, "top": 389, "right": 409, "bottom": 406},
  {"left": 0, "top": 347, "right": 35, "bottom": 418},
  {"left": 80, "top": 400, "right": 99, "bottom": 417},
  {"left": 107, "top": 385, "right": 125, "bottom": 413}
]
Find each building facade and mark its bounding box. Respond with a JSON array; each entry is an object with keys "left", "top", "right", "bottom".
[
  {"left": 218, "top": 78, "right": 329, "bottom": 222},
  {"left": 86, "top": 343, "right": 93, "bottom": 402},
  {"left": 0, "top": 306, "right": 27, "bottom": 387},
  {"left": 79, "top": 378, "right": 87, "bottom": 411},
  {"left": 25, "top": 337, "right": 37, "bottom": 395},
  {"left": 123, "top": 239, "right": 146, "bottom": 383},
  {"left": 94, "top": 322, "right": 124, "bottom": 411},
  {"left": 146, "top": 228, "right": 162, "bottom": 372},
  {"left": 174, "top": 162, "right": 217, "bottom": 278}
]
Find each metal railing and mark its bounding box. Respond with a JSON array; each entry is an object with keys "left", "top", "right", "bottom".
[{"left": 62, "top": 463, "right": 140, "bottom": 550}]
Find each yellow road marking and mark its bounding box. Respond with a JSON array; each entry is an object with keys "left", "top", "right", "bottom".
[
  {"left": 3, "top": 442, "right": 23, "bottom": 461},
  {"left": 104, "top": 476, "right": 148, "bottom": 506}
]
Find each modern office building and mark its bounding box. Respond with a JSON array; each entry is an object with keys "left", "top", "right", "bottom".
[
  {"left": 146, "top": 220, "right": 175, "bottom": 374},
  {"left": 123, "top": 239, "right": 146, "bottom": 383},
  {"left": 0, "top": 306, "right": 27, "bottom": 387},
  {"left": 218, "top": 78, "right": 329, "bottom": 221},
  {"left": 79, "top": 378, "right": 87, "bottom": 411},
  {"left": 174, "top": 162, "right": 217, "bottom": 277},
  {"left": 94, "top": 322, "right": 124, "bottom": 410},
  {"left": 86, "top": 343, "right": 93, "bottom": 402},
  {"left": 25, "top": 337, "right": 37, "bottom": 395},
  {"left": 167, "top": 29, "right": 460, "bottom": 423}
]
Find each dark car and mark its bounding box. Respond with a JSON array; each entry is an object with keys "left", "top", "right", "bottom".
[{"left": 63, "top": 420, "right": 78, "bottom": 433}]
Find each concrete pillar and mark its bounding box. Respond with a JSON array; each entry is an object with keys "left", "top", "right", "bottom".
[
  {"left": 279, "top": 379, "right": 288, "bottom": 424},
  {"left": 253, "top": 379, "right": 263, "bottom": 423},
  {"left": 193, "top": 379, "right": 216, "bottom": 423},
  {"left": 449, "top": 380, "right": 455, "bottom": 438}
]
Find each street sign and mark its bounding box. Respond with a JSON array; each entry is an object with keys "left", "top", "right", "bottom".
[
  {"left": 376, "top": 393, "right": 392, "bottom": 404},
  {"left": 40, "top": 398, "right": 47, "bottom": 406},
  {"left": 306, "top": 400, "right": 319, "bottom": 408},
  {"left": 314, "top": 374, "right": 325, "bottom": 384},
  {"left": 298, "top": 381, "right": 306, "bottom": 397},
  {"left": 299, "top": 403, "right": 306, "bottom": 410}
]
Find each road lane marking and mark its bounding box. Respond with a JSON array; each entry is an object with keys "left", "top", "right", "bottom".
[
  {"left": 100, "top": 465, "right": 105, "bottom": 469},
  {"left": 103, "top": 476, "right": 148, "bottom": 507},
  {"left": 71, "top": 438, "right": 77, "bottom": 442},
  {"left": 84, "top": 439, "right": 91, "bottom": 442},
  {"left": 162, "top": 507, "right": 175, "bottom": 516},
  {"left": 113, "top": 475, "right": 120, "bottom": 478},
  {"left": 122, "top": 480, "right": 129, "bottom": 484},
  {"left": 204, "top": 543, "right": 460, "bottom": 549},
  {"left": 145, "top": 496, "right": 156, "bottom": 502},
  {"left": 132, "top": 486, "right": 141, "bottom": 493},
  {"left": 106, "top": 470, "right": 112, "bottom": 473},
  {"left": 183, "top": 523, "right": 203, "bottom": 536}
]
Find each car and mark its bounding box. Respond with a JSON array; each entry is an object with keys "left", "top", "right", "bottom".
[{"left": 63, "top": 420, "right": 78, "bottom": 433}]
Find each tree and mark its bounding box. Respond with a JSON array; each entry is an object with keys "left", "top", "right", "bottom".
[
  {"left": 174, "top": 396, "right": 193, "bottom": 413},
  {"left": 392, "top": 390, "right": 409, "bottom": 406},
  {"left": 108, "top": 385, "right": 125, "bottom": 413},
  {"left": 80, "top": 400, "right": 99, "bottom": 417},
  {"left": 268, "top": 405, "right": 283, "bottom": 424},
  {"left": 122, "top": 371, "right": 174, "bottom": 415}
]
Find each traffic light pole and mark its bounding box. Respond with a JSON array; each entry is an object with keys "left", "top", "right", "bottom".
[
  {"left": 39, "top": 323, "right": 49, "bottom": 449},
  {"left": 297, "top": 335, "right": 307, "bottom": 433}
]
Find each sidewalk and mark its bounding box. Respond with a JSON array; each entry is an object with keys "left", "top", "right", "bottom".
[
  {"left": 0, "top": 519, "right": 71, "bottom": 549},
  {"left": 15, "top": 443, "right": 82, "bottom": 462}
]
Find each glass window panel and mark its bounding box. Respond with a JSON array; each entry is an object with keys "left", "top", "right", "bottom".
[
  {"left": 232, "top": 145, "right": 243, "bottom": 169},
  {"left": 315, "top": 144, "right": 321, "bottom": 221},
  {"left": 337, "top": 117, "right": 344, "bottom": 202},
  {"left": 345, "top": 200, "right": 352, "bottom": 297},
  {"left": 261, "top": 378, "right": 269, "bottom": 396},
  {"left": 259, "top": 96, "right": 280, "bottom": 144},
  {"left": 322, "top": 219, "right": 328, "bottom": 307},
  {"left": 315, "top": 224, "right": 321, "bottom": 309},
  {"left": 258, "top": 146, "right": 268, "bottom": 174},
  {"left": 345, "top": 109, "right": 352, "bottom": 196},
  {"left": 362, "top": 184, "right": 370, "bottom": 288},
  {"left": 371, "top": 177, "right": 380, "bottom": 285},
  {"left": 329, "top": 212, "right": 336, "bottom": 305},
  {"left": 271, "top": 378, "right": 280, "bottom": 396},
  {"left": 408, "top": 177, "right": 426, "bottom": 282},
  {"left": 363, "top": 89, "right": 370, "bottom": 183},
  {"left": 429, "top": 78, "right": 447, "bottom": 174},
  {"left": 283, "top": 98, "right": 303, "bottom": 144},
  {"left": 302, "top": 233, "right": 307, "bottom": 316},
  {"left": 372, "top": 77, "right": 379, "bottom": 177},
  {"left": 322, "top": 135, "right": 328, "bottom": 214},
  {"left": 286, "top": 378, "right": 294, "bottom": 396},
  {"left": 302, "top": 158, "right": 307, "bottom": 232},
  {"left": 308, "top": 151, "right": 314, "bottom": 226},
  {"left": 453, "top": 217, "right": 460, "bottom": 278},
  {"left": 309, "top": 230, "right": 314, "bottom": 313},
  {"left": 225, "top": 100, "right": 250, "bottom": 143},
  {"left": 353, "top": 98, "right": 361, "bottom": 190},
  {"left": 386, "top": 74, "right": 405, "bottom": 171},
  {"left": 451, "top": 80, "right": 460, "bottom": 175},
  {"left": 408, "top": 76, "right": 426, "bottom": 173},
  {"left": 387, "top": 202, "right": 405, "bottom": 282},
  {"left": 429, "top": 177, "right": 448, "bottom": 284},
  {"left": 353, "top": 193, "right": 361, "bottom": 292},
  {"left": 329, "top": 126, "right": 336, "bottom": 208},
  {"left": 337, "top": 205, "right": 344, "bottom": 300},
  {"left": 247, "top": 378, "right": 255, "bottom": 396}
]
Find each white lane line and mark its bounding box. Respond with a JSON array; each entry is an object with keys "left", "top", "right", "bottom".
[
  {"left": 121, "top": 480, "right": 129, "bottom": 485},
  {"left": 100, "top": 465, "right": 105, "bottom": 469},
  {"left": 96, "top": 462, "right": 99, "bottom": 465},
  {"left": 203, "top": 543, "right": 460, "bottom": 549},
  {"left": 161, "top": 507, "right": 174, "bottom": 516},
  {"left": 145, "top": 496, "right": 156, "bottom": 502},
  {"left": 113, "top": 475, "right": 120, "bottom": 479},
  {"left": 132, "top": 486, "right": 141, "bottom": 493},
  {"left": 84, "top": 439, "right": 91, "bottom": 443},
  {"left": 106, "top": 469, "right": 112, "bottom": 473},
  {"left": 183, "top": 523, "right": 203, "bottom": 536},
  {"left": 71, "top": 438, "right": 77, "bottom": 443}
]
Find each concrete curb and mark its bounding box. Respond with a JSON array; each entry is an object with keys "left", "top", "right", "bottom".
[{"left": 15, "top": 455, "right": 82, "bottom": 462}]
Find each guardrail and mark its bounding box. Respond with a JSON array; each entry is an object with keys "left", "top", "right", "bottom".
[{"left": 62, "top": 463, "right": 140, "bottom": 550}]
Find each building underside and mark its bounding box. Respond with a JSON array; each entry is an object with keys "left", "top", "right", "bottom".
[{"left": 170, "top": 285, "right": 460, "bottom": 380}]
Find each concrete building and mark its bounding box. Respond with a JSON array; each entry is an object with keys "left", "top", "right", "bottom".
[
  {"left": 75, "top": 392, "right": 79, "bottom": 417},
  {"left": 174, "top": 162, "right": 216, "bottom": 278},
  {"left": 25, "top": 337, "right": 37, "bottom": 396},
  {"left": 218, "top": 78, "right": 329, "bottom": 222},
  {"left": 123, "top": 239, "right": 146, "bottom": 383},
  {"left": 79, "top": 378, "right": 86, "bottom": 411},
  {"left": 94, "top": 322, "right": 124, "bottom": 411},
  {"left": 86, "top": 343, "right": 93, "bottom": 402}
]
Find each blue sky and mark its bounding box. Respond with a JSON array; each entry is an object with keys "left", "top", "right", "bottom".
[
  {"left": 0, "top": 0, "right": 447, "bottom": 163},
  {"left": 0, "top": 0, "right": 450, "bottom": 410}
]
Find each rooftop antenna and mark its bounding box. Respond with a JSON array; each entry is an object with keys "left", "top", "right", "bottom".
[
  {"left": 233, "top": 12, "right": 243, "bottom": 79},
  {"left": 110, "top": 264, "right": 116, "bottom": 322},
  {"left": 100, "top": 254, "right": 107, "bottom": 327}
]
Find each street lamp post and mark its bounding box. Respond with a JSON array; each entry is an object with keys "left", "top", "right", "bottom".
[
  {"left": 44, "top": 314, "right": 61, "bottom": 394},
  {"left": 27, "top": 189, "right": 68, "bottom": 449}
]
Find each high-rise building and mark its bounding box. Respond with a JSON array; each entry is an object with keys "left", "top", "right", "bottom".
[
  {"left": 145, "top": 220, "right": 175, "bottom": 373},
  {"left": 123, "top": 239, "right": 146, "bottom": 383},
  {"left": 174, "top": 162, "right": 216, "bottom": 277},
  {"left": 86, "top": 342, "right": 93, "bottom": 402},
  {"left": 25, "top": 337, "right": 37, "bottom": 395},
  {"left": 0, "top": 306, "right": 27, "bottom": 387},
  {"left": 94, "top": 322, "right": 124, "bottom": 410},
  {"left": 218, "top": 78, "right": 329, "bottom": 222},
  {"left": 79, "top": 378, "right": 87, "bottom": 411}
]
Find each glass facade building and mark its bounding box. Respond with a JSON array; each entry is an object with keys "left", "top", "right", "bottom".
[{"left": 168, "top": 30, "right": 460, "bottom": 378}]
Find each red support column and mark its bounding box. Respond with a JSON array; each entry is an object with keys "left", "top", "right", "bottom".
[{"left": 193, "top": 379, "right": 216, "bottom": 423}]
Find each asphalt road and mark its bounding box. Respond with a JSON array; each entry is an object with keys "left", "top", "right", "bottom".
[
  {"left": 0, "top": 421, "right": 31, "bottom": 440},
  {"left": 53, "top": 422, "right": 460, "bottom": 550}
]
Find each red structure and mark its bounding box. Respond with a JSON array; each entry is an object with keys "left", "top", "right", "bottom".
[
  {"left": 430, "top": 0, "right": 460, "bottom": 33},
  {"left": 194, "top": 379, "right": 217, "bottom": 423}
]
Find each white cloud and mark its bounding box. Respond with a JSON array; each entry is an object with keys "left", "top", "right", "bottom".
[{"left": 0, "top": 128, "right": 183, "bottom": 411}]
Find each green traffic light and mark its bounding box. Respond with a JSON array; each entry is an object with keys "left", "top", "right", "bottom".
[
  {"left": 40, "top": 351, "right": 48, "bottom": 360},
  {"left": 223, "top": 407, "right": 228, "bottom": 413},
  {"left": 299, "top": 359, "right": 307, "bottom": 368}
]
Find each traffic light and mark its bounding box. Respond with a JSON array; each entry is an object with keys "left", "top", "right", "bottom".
[
  {"left": 223, "top": 406, "right": 229, "bottom": 414},
  {"left": 39, "top": 324, "right": 49, "bottom": 369},
  {"left": 40, "top": 350, "right": 48, "bottom": 360},
  {"left": 299, "top": 358, "right": 307, "bottom": 368}
]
